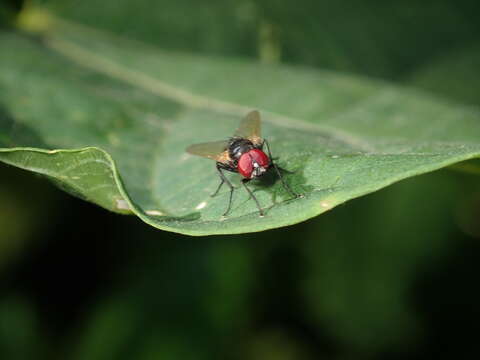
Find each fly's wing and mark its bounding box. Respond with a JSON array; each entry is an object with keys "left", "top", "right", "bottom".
[
  {"left": 186, "top": 140, "right": 229, "bottom": 162},
  {"left": 234, "top": 110, "right": 262, "bottom": 145}
]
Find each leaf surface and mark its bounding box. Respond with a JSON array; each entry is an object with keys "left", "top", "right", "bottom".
[{"left": 1, "top": 14, "right": 480, "bottom": 235}]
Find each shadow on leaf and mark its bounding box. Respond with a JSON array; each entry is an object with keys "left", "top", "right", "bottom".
[{"left": 254, "top": 153, "right": 314, "bottom": 213}]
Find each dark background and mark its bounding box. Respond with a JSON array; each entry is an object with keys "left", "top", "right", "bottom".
[{"left": 1, "top": 0, "right": 480, "bottom": 359}]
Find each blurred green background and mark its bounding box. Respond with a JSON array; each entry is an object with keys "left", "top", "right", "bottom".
[{"left": 1, "top": 0, "right": 480, "bottom": 359}]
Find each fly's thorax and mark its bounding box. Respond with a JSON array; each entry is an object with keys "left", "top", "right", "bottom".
[{"left": 228, "top": 137, "right": 255, "bottom": 160}]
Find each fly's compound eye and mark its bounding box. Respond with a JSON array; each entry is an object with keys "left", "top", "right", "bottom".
[{"left": 238, "top": 149, "right": 270, "bottom": 178}]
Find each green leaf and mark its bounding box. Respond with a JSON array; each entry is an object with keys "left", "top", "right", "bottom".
[{"left": 1, "top": 10, "right": 480, "bottom": 235}]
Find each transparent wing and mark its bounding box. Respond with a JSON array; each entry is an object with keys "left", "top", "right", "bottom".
[
  {"left": 234, "top": 110, "right": 262, "bottom": 143},
  {"left": 186, "top": 140, "right": 229, "bottom": 161}
]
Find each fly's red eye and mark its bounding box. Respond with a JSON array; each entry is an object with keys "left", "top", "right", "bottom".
[
  {"left": 238, "top": 153, "right": 253, "bottom": 178},
  {"left": 249, "top": 149, "right": 269, "bottom": 167},
  {"left": 238, "top": 149, "right": 270, "bottom": 178}
]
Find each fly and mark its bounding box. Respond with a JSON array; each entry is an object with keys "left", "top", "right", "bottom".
[{"left": 186, "top": 110, "right": 301, "bottom": 217}]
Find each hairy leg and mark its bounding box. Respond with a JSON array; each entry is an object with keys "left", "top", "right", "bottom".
[
  {"left": 263, "top": 139, "right": 301, "bottom": 198},
  {"left": 241, "top": 178, "right": 264, "bottom": 217},
  {"left": 214, "top": 163, "right": 236, "bottom": 216}
]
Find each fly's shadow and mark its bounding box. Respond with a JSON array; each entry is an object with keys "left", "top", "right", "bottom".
[{"left": 253, "top": 153, "right": 314, "bottom": 210}]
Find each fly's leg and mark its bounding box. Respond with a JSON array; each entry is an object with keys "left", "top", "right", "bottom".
[
  {"left": 211, "top": 178, "right": 224, "bottom": 197},
  {"left": 214, "top": 163, "right": 235, "bottom": 217},
  {"left": 241, "top": 178, "right": 264, "bottom": 217},
  {"left": 262, "top": 139, "right": 302, "bottom": 198}
]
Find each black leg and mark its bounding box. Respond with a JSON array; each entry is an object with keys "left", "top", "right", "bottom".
[
  {"left": 263, "top": 139, "right": 302, "bottom": 198},
  {"left": 241, "top": 178, "right": 264, "bottom": 217},
  {"left": 211, "top": 178, "right": 224, "bottom": 197},
  {"left": 214, "top": 164, "right": 235, "bottom": 217}
]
